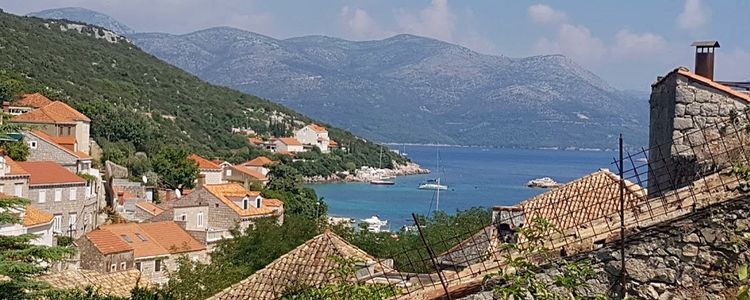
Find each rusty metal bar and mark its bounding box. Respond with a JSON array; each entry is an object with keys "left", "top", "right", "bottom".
[
  {"left": 619, "top": 134, "right": 626, "bottom": 299},
  {"left": 412, "top": 213, "right": 452, "bottom": 300}
]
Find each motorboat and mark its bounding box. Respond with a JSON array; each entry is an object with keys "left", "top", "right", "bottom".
[
  {"left": 418, "top": 178, "right": 448, "bottom": 190},
  {"left": 361, "top": 215, "right": 389, "bottom": 233},
  {"left": 527, "top": 177, "right": 559, "bottom": 188}
]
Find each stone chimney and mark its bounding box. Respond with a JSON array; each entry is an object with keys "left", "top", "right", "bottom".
[
  {"left": 492, "top": 206, "right": 525, "bottom": 243},
  {"left": 691, "top": 41, "right": 720, "bottom": 80}
]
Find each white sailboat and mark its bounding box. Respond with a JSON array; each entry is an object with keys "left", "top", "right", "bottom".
[
  {"left": 418, "top": 148, "right": 448, "bottom": 191},
  {"left": 370, "top": 147, "right": 395, "bottom": 185}
]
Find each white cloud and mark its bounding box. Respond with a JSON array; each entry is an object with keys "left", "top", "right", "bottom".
[
  {"left": 395, "top": 0, "right": 456, "bottom": 42},
  {"left": 612, "top": 29, "right": 668, "bottom": 58},
  {"left": 533, "top": 23, "right": 607, "bottom": 63},
  {"left": 677, "top": 0, "right": 710, "bottom": 31},
  {"left": 340, "top": 6, "right": 391, "bottom": 40},
  {"left": 527, "top": 4, "right": 567, "bottom": 24}
]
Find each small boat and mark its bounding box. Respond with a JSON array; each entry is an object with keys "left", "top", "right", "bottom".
[
  {"left": 418, "top": 178, "right": 448, "bottom": 190},
  {"left": 527, "top": 177, "right": 559, "bottom": 188},
  {"left": 361, "top": 216, "right": 388, "bottom": 233},
  {"left": 370, "top": 178, "right": 395, "bottom": 185}
]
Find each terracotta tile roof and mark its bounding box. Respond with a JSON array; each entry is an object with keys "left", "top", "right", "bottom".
[
  {"left": 137, "top": 222, "right": 206, "bottom": 254},
  {"left": 654, "top": 67, "right": 750, "bottom": 103},
  {"left": 189, "top": 154, "right": 222, "bottom": 170},
  {"left": 274, "top": 137, "right": 302, "bottom": 146},
  {"left": 39, "top": 269, "right": 151, "bottom": 298},
  {"left": 135, "top": 201, "right": 164, "bottom": 216},
  {"left": 22, "top": 205, "right": 53, "bottom": 227},
  {"left": 203, "top": 183, "right": 275, "bottom": 217},
  {"left": 232, "top": 166, "right": 267, "bottom": 181},
  {"left": 248, "top": 137, "right": 264, "bottom": 145},
  {"left": 208, "top": 230, "right": 389, "bottom": 300},
  {"left": 329, "top": 139, "right": 338, "bottom": 147},
  {"left": 12, "top": 101, "right": 91, "bottom": 124},
  {"left": 519, "top": 169, "right": 645, "bottom": 233},
  {"left": 307, "top": 124, "right": 328, "bottom": 133},
  {"left": 17, "top": 161, "right": 86, "bottom": 186},
  {"left": 28, "top": 130, "right": 91, "bottom": 160},
  {"left": 264, "top": 198, "right": 283, "bottom": 207},
  {"left": 84, "top": 229, "right": 133, "bottom": 255},
  {"left": 97, "top": 223, "right": 169, "bottom": 258},
  {"left": 14, "top": 93, "right": 53, "bottom": 108},
  {"left": 244, "top": 156, "right": 274, "bottom": 167},
  {"left": 2, "top": 156, "right": 30, "bottom": 177}
]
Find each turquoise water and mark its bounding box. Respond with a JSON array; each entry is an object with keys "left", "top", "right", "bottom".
[{"left": 310, "top": 146, "right": 617, "bottom": 229}]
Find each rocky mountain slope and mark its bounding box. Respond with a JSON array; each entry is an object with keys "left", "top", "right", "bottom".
[
  {"left": 28, "top": 7, "right": 134, "bottom": 35},
  {"left": 30, "top": 8, "right": 649, "bottom": 148}
]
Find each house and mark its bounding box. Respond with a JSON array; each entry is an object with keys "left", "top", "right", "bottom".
[
  {"left": 436, "top": 169, "right": 646, "bottom": 269},
  {"left": 11, "top": 100, "right": 92, "bottom": 154},
  {"left": 151, "top": 183, "right": 283, "bottom": 244},
  {"left": 18, "top": 161, "right": 95, "bottom": 238},
  {"left": 248, "top": 137, "right": 264, "bottom": 147},
  {"left": 0, "top": 151, "right": 31, "bottom": 198},
  {"left": 272, "top": 137, "right": 304, "bottom": 153},
  {"left": 133, "top": 201, "right": 165, "bottom": 221},
  {"left": 4, "top": 93, "right": 52, "bottom": 115},
  {"left": 189, "top": 154, "right": 226, "bottom": 185},
  {"left": 39, "top": 269, "right": 152, "bottom": 298},
  {"left": 77, "top": 221, "right": 206, "bottom": 283},
  {"left": 224, "top": 165, "right": 268, "bottom": 187},
  {"left": 294, "top": 124, "right": 333, "bottom": 153},
  {"left": 241, "top": 156, "right": 274, "bottom": 176},
  {"left": 208, "top": 230, "right": 394, "bottom": 300},
  {"left": 0, "top": 197, "right": 54, "bottom": 246},
  {"left": 23, "top": 130, "right": 93, "bottom": 174}
]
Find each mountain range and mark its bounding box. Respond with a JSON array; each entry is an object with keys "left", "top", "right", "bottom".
[{"left": 28, "top": 7, "right": 649, "bottom": 148}]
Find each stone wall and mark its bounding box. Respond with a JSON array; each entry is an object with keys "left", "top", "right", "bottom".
[
  {"left": 24, "top": 131, "right": 80, "bottom": 172},
  {"left": 467, "top": 197, "right": 750, "bottom": 300},
  {"left": 30, "top": 183, "right": 95, "bottom": 238},
  {"left": 648, "top": 69, "right": 749, "bottom": 196},
  {"left": 77, "top": 236, "right": 134, "bottom": 273}
]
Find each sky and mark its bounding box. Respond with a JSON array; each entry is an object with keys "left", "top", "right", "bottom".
[{"left": 3, "top": 0, "right": 749, "bottom": 90}]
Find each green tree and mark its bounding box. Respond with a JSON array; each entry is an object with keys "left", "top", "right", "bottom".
[
  {"left": 0, "top": 84, "right": 10, "bottom": 101},
  {"left": 151, "top": 145, "right": 198, "bottom": 190},
  {"left": 0, "top": 196, "right": 76, "bottom": 299},
  {"left": 0, "top": 140, "right": 29, "bottom": 161}
]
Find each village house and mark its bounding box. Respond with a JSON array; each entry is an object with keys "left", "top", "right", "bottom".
[
  {"left": 76, "top": 221, "right": 206, "bottom": 284},
  {"left": 189, "top": 154, "right": 226, "bottom": 185},
  {"left": 149, "top": 183, "right": 283, "bottom": 244},
  {"left": 294, "top": 124, "right": 336, "bottom": 153},
  {"left": 0, "top": 151, "right": 31, "bottom": 198},
  {"left": 23, "top": 130, "right": 93, "bottom": 174},
  {"left": 248, "top": 137, "right": 264, "bottom": 147},
  {"left": 223, "top": 164, "right": 268, "bottom": 187},
  {"left": 3, "top": 92, "right": 52, "bottom": 115},
  {"left": 19, "top": 161, "right": 95, "bottom": 238},
  {"left": 0, "top": 197, "right": 54, "bottom": 246},
  {"left": 241, "top": 156, "right": 274, "bottom": 176},
  {"left": 11, "top": 97, "right": 92, "bottom": 155},
  {"left": 272, "top": 137, "right": 304, "bottom": 153}
]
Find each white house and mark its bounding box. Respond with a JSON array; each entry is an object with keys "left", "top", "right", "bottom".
[
  {"left": 188, "top": 154, "right": 226, "bottom": 185},
  {"left": 294, "top": 124, "right": 331, "bottom": 153},
  {"left": 273, "top": 138, "right": 305, "bottom": 154},
  {"left": 0, "top": 203, "right": 54, "bottom": 246}
]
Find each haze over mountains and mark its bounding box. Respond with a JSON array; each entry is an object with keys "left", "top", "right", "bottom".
[{"left": 29, "top": 7, "right": 649, "bottom": 148}]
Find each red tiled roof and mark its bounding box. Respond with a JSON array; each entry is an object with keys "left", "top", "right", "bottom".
[
  {"left": 17, "top": 161, "right": 86, "bottom": 186},
  {"left": 2, "top": 155, "right": 30, "bottom": 177},
  {"left": 29, "top": 130, "right": 90, "bottom": 160},
  {"left": 307, "top": 124, "right": 327, "bottom": 133},
  {"left": 232, "top": 166, "right": 267, "bottom": 181},
  {"left": 248, "top": 137, "right": 264, "bottom": 145},
  {"left": 138, "top": 222, "right": 206, "bottom": 254},
  {"left": 22, "top": 205, "right": 53, "bottom": 227},
  {"left": 264, "top": 198, "right": 283, "bottom": 207},
  {"left": 12, "top": 101, "right": 90, "bottom": 124},
  {"left": 329, "top": 139, "right": 338, "bottom": 147},
  {"left": 274, "top": 137, "right": 302, "bottom": 146},
  {"left": 189, "top": 154, "right": 222, "bottom": 170},
  {"left": 14, "top": 93, "right": 53, "bottom": 108},
  {"left": 244, "top": 156, "right": 273, "bottom": 167},
  {"left": 84, "top": 229, "right": 133, "bottom": 255},
  {"left": 675, "top": 68, "right": 750, "bottom": 103},
  {"left": 135, "top": 201, "right": 164, "bottom": 216},
  {"left": 203, "top": 183, "right": 274, "bottom": 217},
  {"left": 97, "top": 222, "right": 205, "bottom": 258}
]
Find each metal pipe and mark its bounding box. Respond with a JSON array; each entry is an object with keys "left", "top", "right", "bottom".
[{"left": 412, "top": 212, "right": 452, "bottom": 300}]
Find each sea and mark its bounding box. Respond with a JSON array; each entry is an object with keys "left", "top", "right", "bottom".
[{"left": 309, "top": 145, "right": 619, "bottom": 229}]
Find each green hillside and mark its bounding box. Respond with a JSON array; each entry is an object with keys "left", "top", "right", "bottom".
[{"left": 0, "top": 10, "right": 404, "bottom": 172}]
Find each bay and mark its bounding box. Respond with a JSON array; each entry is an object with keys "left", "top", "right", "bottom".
[{"left": 310, "top": 145, "right": 619, "bottom": 229}]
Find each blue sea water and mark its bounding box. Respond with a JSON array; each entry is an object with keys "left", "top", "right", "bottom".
[{"left": 309, "top": 145, "right": 618, "bottom": 229}]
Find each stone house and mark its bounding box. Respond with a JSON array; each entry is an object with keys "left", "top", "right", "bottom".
[
  {"left": 77, "top": 221, "right": 206, "bottom": 284},
  {"left": 133, "top": 201, "right": 164, "bottom": 222},
  {"left": 189, "top": 154, "right": 225, "bottom": 185},
  {"left": 294, "top": 124, "right": 332, "bottom": 153},
  {"left": 0, "top": 152, "right": 31, "bottom": 198},
  {"left": 11, "top": 100, "right": 92, "bottom": 154},
  {"left": 4, "top": 93, "right": 52, "bottom": 116},
  {"left": 272, "top": 137, "right": 305, "bottom": 153},
  {"left": 19, "top": 161, "right": 95, "bottom": 238},
  {"left": 240, "top": 156, "right": 274, "bottom": 176},
  {"left": 223, "top": 164, "right": 268, "bottom": 187},
  {"left": 0, "top": 200, "right": 54, "bottom": 246},
  {"left": 23, "top": 130, "right": 93, "bottom": 173},
  {"left": 648, "top": 41, "right": 750, "bottom": 195}
]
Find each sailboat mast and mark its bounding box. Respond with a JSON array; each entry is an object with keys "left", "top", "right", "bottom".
[{"left": 436, "top": 177, "right": 440, "bottom": 211}]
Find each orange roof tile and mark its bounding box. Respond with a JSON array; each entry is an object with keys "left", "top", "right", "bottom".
[
  {"left": 203, "top": 183, "right": 275, "bottom": 217},
  {"left": 675, "top": 68, "right": 750, "bottom": 103},
  {"left": 135, "top": 202, "right": 164, "bottom": 216},
  {"left": 189, "top": 154, "right": 222, "bottom": 170},
  {"left": 2, "top": 155, "right": 30, "bottom": 177},
  {"left": 138, "top": 222, "right": 206, "bottom": 254},
  {"left": 22, "top": 205, "right": 53, "bottom": 227},
  {"left": 14, "top": 93, "right": 53, "bottom": 108},
  {"left": 248, "top": 137, "right": 264, "bottom": 145},
  {"left": 264, "top": 198, "right": 283, "bottom": 207},
  {"left": 274, "top": 137, "right": 302, "bottom": 146},
  {"left": 17, "top": 161, "right": 86, "bottom": 186},
  {"left": 84, "top": 229, "right": 133, "bottom": 255},
  {"left": 329, "top": 139, "right": 338, "bottom": 147},
  {"left": 244, "top": 156, "right": 274, "bottom": 167},
  {"left": 12, "top": 101, "right": 90, "bottom": 124},
  {"left": 29, "top": 130, "right": 90, "bottom": 160},
  {"left": 307, "top": 124, "right": 327, "bottom": 133},
  {"left": 232, "top": 166, "right": 267, "bottom": 181},
  {"left": 99, "top": 223, "right": 169, "bottom": 258}
]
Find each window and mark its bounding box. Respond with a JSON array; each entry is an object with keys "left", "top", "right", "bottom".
[
  {"left": 52, "top": 215, "right": 62, "bottom": 233},
  {"left": 68, "top": 213, "right": 77, "bottom": 231},
  {"left": 135, "top": 233, "right": 147, "bottom": 242},
  {"left": 255, "top": 197, "right": 261, "bottom": 208},
  {"left": 197, "top": 212, "right": 204, "bottom": 228},
  {"left": 180, "top": 214, "right": 186, "bottom": 221},
  {"left": 69, "top": 187, "right": 76, "bottom": 201},
  {"left": 242, "top": 197, "right": 249, "bottom": 210},
  {"left": 226, "top": 169, "right": 232, "bottom": 176},
  {"left": 54, "top": 189, "right": 62, "bottom": 202},
  {"left": 110, "top": 264, "right": 116, "bottom": 272},
  {"left": 155, "top": 259, "right": 162, "bottom": 272},
  {"left": 120, "top": 262, "right": 127, "bottom": 270},
  {"left": 27, "top": 141, "right": 37, "bottom": 149},
  {"left": 121, "top": 234, "right": 133, "bottom": 243},
  {"left": 14, "top": 184, "right": 22, "bottom": 197},
  {"left": 135, "top": 262, "right": 141, "bottom": 271},
  {"left": 38, "top": 190, "right": 46, "bottom": 203}
]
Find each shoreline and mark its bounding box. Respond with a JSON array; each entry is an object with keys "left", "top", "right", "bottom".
[{"left": 303, "top": 161, "right": 430, "bottom": 184}]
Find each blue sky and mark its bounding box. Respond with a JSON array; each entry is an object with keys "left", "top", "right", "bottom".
[{"left": 4, "top": 0, "right": 749, "bottom": 90}]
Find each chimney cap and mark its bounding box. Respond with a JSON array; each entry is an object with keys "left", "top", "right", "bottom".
[{"left": 691, "top": 41, "right": 720, "bottom": 48}]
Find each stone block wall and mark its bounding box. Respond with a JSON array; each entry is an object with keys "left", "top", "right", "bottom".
[
  {"left": 23, "top": 131, "right": 79, "bottom": 172},
  {"left": 77, "top": 236, "right": 134, "bottom": 273},
  {"left": 29, "top": 183, "right": 95, "bottom": 238}
]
